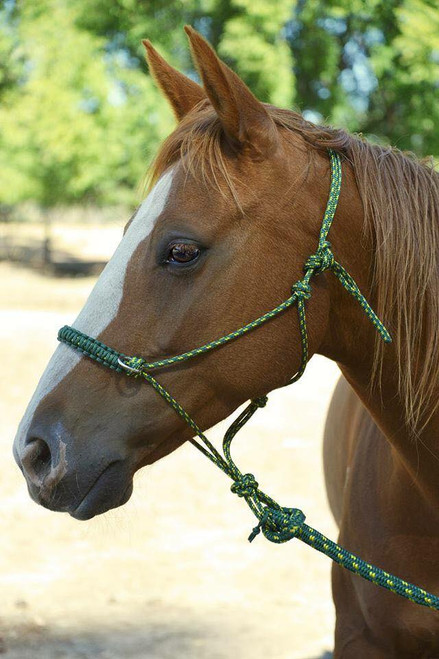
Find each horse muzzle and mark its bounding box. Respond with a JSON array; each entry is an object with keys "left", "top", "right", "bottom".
[{"left": 13, "top": 420, "right": 134, "bottom": 520}]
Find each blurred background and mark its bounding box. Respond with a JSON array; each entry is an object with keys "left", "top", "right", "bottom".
[{"left": 0, "top": 0, "right": 437, "bottom": 657}]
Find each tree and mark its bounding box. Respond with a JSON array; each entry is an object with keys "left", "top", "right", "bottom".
[
  {"left": 0, "top": 0, "right": 436, "bottom": 208},
  {"left": 0, "top": 0, "right": 173, "bottom": 206},
  {"left": 288, "top": 0, "right": 439, "bottom": 154}
]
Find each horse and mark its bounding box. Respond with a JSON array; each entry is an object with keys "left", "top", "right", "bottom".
[{"left": 13, "top": 26, "right": 439, "bottom": 657}]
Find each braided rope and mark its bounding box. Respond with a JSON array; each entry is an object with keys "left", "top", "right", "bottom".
[{"left": 55, "top": 150, "right": 439, "bottom": 611}]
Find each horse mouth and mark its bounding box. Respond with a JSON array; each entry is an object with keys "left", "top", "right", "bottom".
[{"left": 71, "top": 461, "right": 133, "bottom": 521}]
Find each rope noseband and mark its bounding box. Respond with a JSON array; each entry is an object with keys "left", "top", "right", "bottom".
[{"left": 58, "top": 150, "right": 439, "bottom": 611}]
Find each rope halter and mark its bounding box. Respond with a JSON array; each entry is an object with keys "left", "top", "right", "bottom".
[{"left": 55, "top": 150, "right": 439, "bottom": 611}]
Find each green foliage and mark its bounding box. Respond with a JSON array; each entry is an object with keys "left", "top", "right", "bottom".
[
  {"left": 364, "top": 0, "right": 439, "bottom": 154},
  {"left": 0, "top": 0, "right": 174, "bottom": 206},
  {"left": 218, "top": 0, "right": 294, "bottom": 106},
  {"left": 0, "top": 2, "right": 24, "bottom": 100},
  {"left": 0, "top": 0, "right": 437, "bottom": 207},
  {"left": 289, "top": 0, "right": 439, "bottom": 153}
]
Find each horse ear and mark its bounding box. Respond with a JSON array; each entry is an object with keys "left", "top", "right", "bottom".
[
  {"left": 143, "top": 40, "right": 206, "bottom": 120},
  {"left": 184, "top": 25, "right": 279, "bottom": 158}
]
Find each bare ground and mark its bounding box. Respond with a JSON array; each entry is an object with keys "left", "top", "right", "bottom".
[{"left": 0, "top": 253, "right": 339, "bottom": 659}]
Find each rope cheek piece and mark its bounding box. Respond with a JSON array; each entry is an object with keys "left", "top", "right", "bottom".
[{"left": 58, "top": 150, "right": 439, "bottom": 611}]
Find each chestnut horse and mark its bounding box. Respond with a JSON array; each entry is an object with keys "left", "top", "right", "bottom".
[{"left": 13, "top": 27, "right": 439, "bottom": 657}]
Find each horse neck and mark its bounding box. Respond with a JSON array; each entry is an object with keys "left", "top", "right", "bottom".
[{"left": 318, "top": 157, "right": 439, "bottom": 506}]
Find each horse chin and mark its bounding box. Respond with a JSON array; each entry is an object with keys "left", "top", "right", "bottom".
[
  {"left": 69, "top": 461, "right": 134, "bottom": 521},
  {"left": 20, "top": 458, "right": 134, "bottom": 521}
]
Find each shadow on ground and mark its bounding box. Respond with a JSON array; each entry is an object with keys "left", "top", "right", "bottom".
[
  {"left": 0, "top": 228, "right": 108, "bottom": 276},
  {"left": 1, "top": 615, "right": 225, "bottom": 659},
  {"left": 1, "top": 616, "right": 334, "bottom": 659},
  {"left": 1, "top": 621, "right": 217, "bottom": 659}
]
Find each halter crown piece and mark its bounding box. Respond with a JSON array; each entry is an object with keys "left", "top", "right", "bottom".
[{"left": 58, "top": 150, "right": 439, "bottom": 611}]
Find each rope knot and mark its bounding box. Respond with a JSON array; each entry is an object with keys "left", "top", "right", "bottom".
[
  {"left": 248, "top": 506, "right": 306, "bottom": 544},
  {"left": 118, "top": 356, "right": 147, "bottom": 377},
  {"left": 252, "top": 396, "right": 268, "bottom": 408},
  {"left": 292, "top": 280, "right": 311, "bottom": 300},
  {"left": 231, "top": 473, "right": 259, "bottom": 499},
  {"left": 305, "top": 240, "right": 334, "bottom": 274}
]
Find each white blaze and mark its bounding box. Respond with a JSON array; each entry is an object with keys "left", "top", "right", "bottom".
[{"left": 15, "top": 170, "right": 175, "bottom": 449}]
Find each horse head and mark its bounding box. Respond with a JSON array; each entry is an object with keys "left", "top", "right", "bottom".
[{"left": 14, "top": 27, "right": 346, "bottom": 520}]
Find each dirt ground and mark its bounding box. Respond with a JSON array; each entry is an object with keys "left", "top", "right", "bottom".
[{"left": 0, "top": 239, "right": 340, "bottom": 658}]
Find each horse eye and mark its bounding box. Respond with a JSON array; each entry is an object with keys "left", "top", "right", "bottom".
[{"left": 167, "top": 243, "right": 201, "bottom": 264}]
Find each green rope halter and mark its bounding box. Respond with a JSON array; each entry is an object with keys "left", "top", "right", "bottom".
[{"left": 58, "top": 150, "right": 439, "bottom": 611}]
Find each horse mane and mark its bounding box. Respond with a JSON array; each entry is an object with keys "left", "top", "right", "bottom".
[{"left": 147, "top": 103, "right": 439, "bottom": 434}]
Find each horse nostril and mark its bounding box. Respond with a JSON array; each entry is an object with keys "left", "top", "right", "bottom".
[{"left": 21, "top": 437, "right": 52, "bottom": 485}]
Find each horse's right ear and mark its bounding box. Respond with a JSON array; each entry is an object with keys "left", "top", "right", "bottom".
[
  {"left": 184, "top": 26, "right": 279, "bottom": 159},
  {"left": 143, "top": 40, "right": 206, "bottom": 120}
]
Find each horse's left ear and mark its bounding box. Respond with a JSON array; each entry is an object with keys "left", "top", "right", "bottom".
[
  {"left": 184, "top": 26, "right": 279, "bottom": 159},
  {"left": 143, "top": 39, "right": 206, "bottom": 120}
]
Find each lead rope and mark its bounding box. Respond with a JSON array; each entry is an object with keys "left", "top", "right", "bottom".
[{"left": 58, "top": 150, "right": 439, "bottom": 611}]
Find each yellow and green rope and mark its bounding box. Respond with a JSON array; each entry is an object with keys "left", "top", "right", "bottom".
[{"left": 58, "top": 150, "right": 438, "bottom": 611}]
